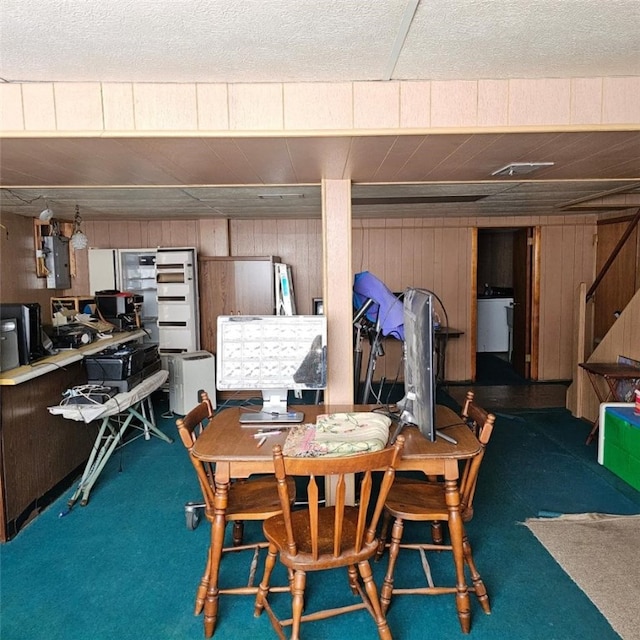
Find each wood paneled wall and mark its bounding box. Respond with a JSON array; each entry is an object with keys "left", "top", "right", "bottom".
[
  {"left": 229, "top": 219, "right": 323, "bottom": 316},
  {"left": 352, "top": 216, "right": 597, "bottom": 383},
  {"left": 0, "top": 212, "right": 61, "bottom": 311},
  {"left": 593, "top": 216, "right": 640, "bottom": 342},
  {"left": 6, "top": 212, "right": 599, "bottom": 384},
  {"left": 569, "top": 288, "right": 640, "bottom": 422},
  {"left": 538, "top": 222, "right": 597, "bottom": 380},
  {"left": 352, "top": 218, "right": 475, "bottom": 382},
  {"left": 477, "top": 230, "right": 515, "bottom": 289}
]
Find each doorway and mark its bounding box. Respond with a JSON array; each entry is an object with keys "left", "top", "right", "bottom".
[{"left": 475, "top": 227, "right": 534, "bottom": 384}]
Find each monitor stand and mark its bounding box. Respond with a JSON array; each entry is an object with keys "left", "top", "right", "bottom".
[{"left": 239, "top": 389, "right": 304, "bottom": 425}]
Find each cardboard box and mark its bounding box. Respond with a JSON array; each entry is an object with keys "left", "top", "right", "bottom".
[{"left": 51, "top": 296, "right": 95, "bottom": 323}]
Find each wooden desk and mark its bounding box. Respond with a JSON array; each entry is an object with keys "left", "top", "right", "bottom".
[
  {"left": 435, "top": 327, "right": 464, "bottom": 384},
  {"left": 191, "top": 403, "right": 481, "bottom": 637},
  {"left": 579, "top": 362, "right": 640, "bottom": 444},
  {"left": 0, "top": 329, "right": 146, "bottom": 385}
]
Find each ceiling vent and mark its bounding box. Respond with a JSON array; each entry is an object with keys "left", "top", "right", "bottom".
[{"left": 492, "top": 162, "right": 554, "bottom": 177}]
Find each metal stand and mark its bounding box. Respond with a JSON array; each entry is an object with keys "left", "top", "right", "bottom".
[
  {"left": 64, "top": 395, "right": 172, "bottom": 511},
  {"left": 353, "top": 298, "right": 388, "bottom": 404},
  {"left": 361, "top": 324, "right": 384, "bottom": 403}
]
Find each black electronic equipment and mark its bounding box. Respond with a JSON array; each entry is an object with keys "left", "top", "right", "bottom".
[
  {"left": 85, "top": 343, "right": 160, "bottom": 391},
  {"left": 85, "top": 344, "right": 146, "bottom": 380},
  {"left": 0, "top": 303, "right": 47, "bottom": 365},
  {"left": 46, "top": 324, "right": 96, "bottom": 349},
  {"left": 94, "top": 290, "right": 144, "bottom": 331},
  {"left": 95, "top": 291, "right": 143, "bottom": 318},
  {"left": 101, "top": 315, "right": 140, "bottom": 331},
  {"left": 84, "top": 344, "right": 160, "bottom": 385}
]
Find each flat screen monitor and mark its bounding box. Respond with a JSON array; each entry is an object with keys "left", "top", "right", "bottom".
[
  {"left": 216, "top": 315, "right": 327, "bottom": 424},
  {"left": 396, "top": 288, "right": 437, "bottom": 442},
  {"left": 0, "top": 302, "right": 45, "bottom": 365}
]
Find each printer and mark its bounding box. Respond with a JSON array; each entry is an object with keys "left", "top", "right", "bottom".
[{"left": 85, "top": 343, "right": 161, "bottom": 392}]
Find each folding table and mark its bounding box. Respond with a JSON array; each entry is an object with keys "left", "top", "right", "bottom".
[
  {"left": 48, "top": 369, "right": 172, "bottom": 509},
  {"left": 579, "top": 362, "right": 640, "bottom": 444}
]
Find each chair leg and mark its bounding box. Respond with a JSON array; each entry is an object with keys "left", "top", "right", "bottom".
[
  {"left": 195, "top": 545, "right": 212, "bottom": 615},
  {"left": 290, "top": 570, "right": 307, "bottom": 640},
  {"left": 380, "top": 517, "right": 403, "bottom": 615},
  {"left": 203, "top": 508, "right": 228, "bottom": 638},
  {"left": 254, "top": 544, "right": 278, "bottom": 617},
  {"left": 358, "top": 559, "right": 392, "bottom": 640},
  {"left": 232, "top": 520, "right": 244, "bottom": 546},
  {"left": 462, "top": 533, "right": 491, "bottom": 614},
  {"left": 376, "top": 509, "right": 392, "bottom": 560},
  {"left": 347, "top": 564, "right": 360, "bottom": 594},
  {"left": 431, "top": 521, "right": 443, "bottom": 545},
  {"left": 445, "top": 478, "right": 471, "bottom": 634}
]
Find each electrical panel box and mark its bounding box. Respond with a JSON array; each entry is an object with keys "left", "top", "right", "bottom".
[{"left": 43, "top": 236, "right": 71, "bottom": 289}]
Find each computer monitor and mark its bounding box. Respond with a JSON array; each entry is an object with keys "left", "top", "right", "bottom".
[
  {"left": 216, "top": 315, "right": 327, "bottom": 424},
  {"left": 0, "top": 302, "right": 46, "bottom": 365},
  {"left": 395, "top": 287, "right": 437, "bottom": 442}
]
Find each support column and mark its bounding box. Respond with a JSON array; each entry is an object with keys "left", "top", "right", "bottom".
[{"left": 321, "top": 179, "right": 354, "bottom": 406}]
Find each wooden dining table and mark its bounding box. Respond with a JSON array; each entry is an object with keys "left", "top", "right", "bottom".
[{"left": 191, "top": 403, "right": 482, "bottom": 637}]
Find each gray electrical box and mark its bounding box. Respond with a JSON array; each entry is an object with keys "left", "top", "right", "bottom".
[{"left": 43, "top": 236, "right": 71, "bottom": 289}]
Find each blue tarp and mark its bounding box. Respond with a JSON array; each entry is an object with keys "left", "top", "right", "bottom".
[{"left": 353, "top": 271, "right": 404, "bottom": 340}]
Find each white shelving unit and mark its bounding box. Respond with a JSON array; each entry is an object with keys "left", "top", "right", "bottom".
[{"left": 156, "top": 248, "right": 200, "bottom": 365}]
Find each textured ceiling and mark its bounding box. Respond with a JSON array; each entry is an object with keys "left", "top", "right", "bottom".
[
  {"left": 1, "top": 0, "right": 639, "bottom": 84},
  {"left": 1, "top": 1, "right": 639, "bottom": 221}
]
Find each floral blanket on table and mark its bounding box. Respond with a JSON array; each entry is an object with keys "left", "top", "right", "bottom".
[{"left": 283, "top": 412, "right": 391, "bottom": 457}]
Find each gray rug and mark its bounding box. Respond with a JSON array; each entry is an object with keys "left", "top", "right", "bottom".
[{"left": 525, "top": 513, "right": 640, "bottom": 640}]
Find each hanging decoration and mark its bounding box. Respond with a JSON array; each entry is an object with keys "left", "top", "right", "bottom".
[{"left": 70, "top": 205, "right": 89, "bottom": 250}]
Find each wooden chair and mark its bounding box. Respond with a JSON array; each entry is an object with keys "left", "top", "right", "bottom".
[
  {"left": 254, "top": 435, "right": 405, "bottom": 640},
  {"left": 375, "top": 391, "right": 495, "bottom": 633},
  {"left": 175, "top": 392, "right": 295, "bottom": 623}
]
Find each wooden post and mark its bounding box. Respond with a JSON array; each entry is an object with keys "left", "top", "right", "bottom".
[{"left": 321, "top": 179, "right": 353, "bottom": 405}]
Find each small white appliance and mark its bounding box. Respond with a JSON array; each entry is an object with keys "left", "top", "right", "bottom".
[
  {"left": 169, "top": 351, "right": 216, "bottom": 415},
  {"left": 0, "top": 319, "right": 20, "bottom": 372},
  {"left": 477, "top": 297, "right": 514, "bottom": 353}
]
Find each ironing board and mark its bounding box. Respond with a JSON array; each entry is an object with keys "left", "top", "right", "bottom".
[{"left": 48, "top": 369, "right": 172, "bottom": 510}]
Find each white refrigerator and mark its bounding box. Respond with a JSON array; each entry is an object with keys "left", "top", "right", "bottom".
[
  {"left": 88, "top": 248, "right": 159, "bottom": 343},
  {"left": 477, "top": 297, "right": 513, "bottom": 353},
  {"left": 88, "top": 247, "right": 200, "bottom": 357}
]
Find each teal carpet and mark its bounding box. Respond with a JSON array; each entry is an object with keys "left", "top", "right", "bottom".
[{"left": 2, "top": 395, "right": 640, "bottom": 640}]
